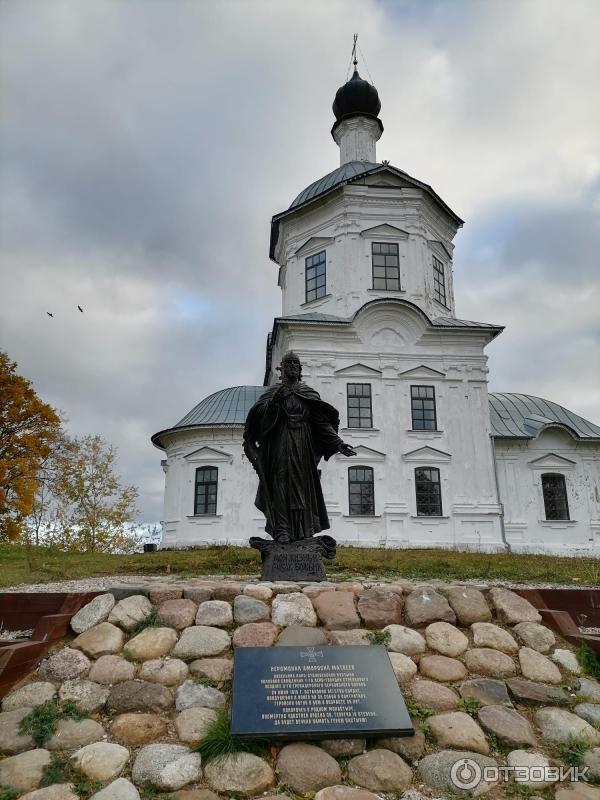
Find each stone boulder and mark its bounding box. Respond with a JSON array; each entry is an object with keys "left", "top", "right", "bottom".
[
  {"left": 58, "top": 679, "right": 109, "bottom": 712},
  {"left": 38, "top": 647, "right": 91, "bottom": 682},
  {"left": 139, "top": 657, "right": 188, "bottom": 686},
  {"left": 88, "top": 655, "right": 136, "bottom": 685},
  {"left": 46, "top": 719, "right": 105, "bottom": 752},
  {"left": 20, "top": 786, "right": 79, "bottom": 800},
  {"left": 175, "top": 707, "right": 217, "bottom": 744},
  {"left": 513, "top": 622, "right": 556, "bottom": 653},
  {"left": 71, "top": 594, "right": 115, "bottom": 634},
  {"left": 418, "top": 750, "right": 498, "bottom": 794},
  {"left": 319, "top": 739, "right": 366, "bottom": 757},
  {"left": 447, "top": 587, "right": 492, "bottom": 625},
  {"left": 195, "top": 600, "right": 233, "bottom": 627},
  {"left": 315, "top": 787, "right": 382, "bottom": 800},
  {"left": 575, "top": 704, "right": 600, "bottom": 726},
  {"left": 173, "top": 626, "right": 231, "bottom": 659},
  {"left": 506, "top": 750, "right": 557, "bottom": 788},
  {"left": 459, "top": 678, "right": 512, "bottom": 707},
  {"left": 244, "top": 584, "right": 273, "bottom": 601},
  {"left": 425, "top": 622, "right": 469, "bottom": 657},
  {"left": 111, "top": 713, "right": 168, "bottom": 745},
  {"left": 277, "top": 743, "right": 342, "bottom": 793},
  {"left": 357, "top": 589, "right": 403, "bottom": 628},
  {"left": 428, "top": 711, "right": 489, "bottom": 754},
  {"left": 388, "top": 652, "right": 418, "bottom": 684},
  {"left": 552, "top": 648, "right": 581, "bottom": 674},
  {"left": 204, "top": 752, "right": 274, "bottom": 796},
  {"left": 384, "top": 625, "right": 426, "bottom": 656},
  {"left": 189, "top": 658, "right": 232, "bottom": 682},
  {"left": 212, "top": 582, "right": 245, "bottom": 601},
  {"left": 518, "top": 647, "right": 562, "bottom": 684},
  {"left": 124, "top": 627, "right": 178, "bottom": 662},
  {"left": 272, "top": 593, "right": 318, "bottom": 627},
  {"left": 579, "top": 678, "right": 600, "bottom": 701},
  {"left": 379, "top": 728, "right": 426, "bottom": 762},
  {"left": 0, "top": 749, "right": 52, "bottom": 792},
  {"left": 419, "top": 655, "right": 467, "bottom": 682},
  {"left": 276, "top": 625, "right": 328, "bottom": 646},
  {"left": 148, "top": 585, "right": 183, "bottom": 605},
  {"left": 463, "top": 648, "right": 517, "bottom": 678},
  {"left": 347, "top": 749, "right": 412, "bottom": 792},
  {"left": 132, "top": 744, "right": 202, "bottom": 791},
  {"left": 233, "top": 596, "right": 270, "bottom": 623},
  {"left": 175, "top": 680, "right": 226, "bottom": 711},
  {"left": 157, "top": 599, "right": 198, "bottom": 629},
  {"left": 108, "top": 595, "right": 154, "bottom": 632},
  {"left": 72, "top": 622, "right": 124, "bottom": 658},
  {"left": 477, "top": 705, "right": 537, "bottom": 746},
  {"left": 506, "top": 677, "right": 568, "bottom": 705},
  {"left": 107, "top": 680, "right": 173, "bottom": 713},
  {"left": 70, "top": 741, "right": 130, "bottom": 782},
  {"left": 534, "top": 707, "right": 600, "bottom": 745},
  {"left": 329, "top": 629, "right": 370, "bottom": 645},
  {"left": 411, "top": 680, "right": 459, "bottom": 711},
  {"left": 471, "top": 623, "right": 518, "bottom": 654},
  {"left": 2, "top": 681, "right": 56, "bottom": 711},
  {"left": 233, "top": 622, "right": 278, "bottom": 647},
  {"left": 89, "top": 779, "right": 141, "bottom": 800},
  {"left": 404, "top": 588, "right": 456, "bottom": 627},
  {"left": 0, "top": 707, "right": 36, "bottom": 754},
  {"left": 489, "top": 588, "right": 541, "bottom": 624}
]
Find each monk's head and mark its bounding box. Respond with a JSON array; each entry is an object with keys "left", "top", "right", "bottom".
[{"left": 280, "top": 351, "right": 301, "bottom": 384}]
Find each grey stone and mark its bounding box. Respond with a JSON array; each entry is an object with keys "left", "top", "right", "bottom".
[
  {"left": 243, "top": 584, "right": 273, "bottom": 601},
  {"left": 189, "top": 657, "right": 232, "bottom": 682},
  {"left": 20, "top": 786, "right": 78, "bottom": 800},
  {"left": 552, "top": 648, "right": 581, "bottom": 674},
  {"left": 71, "top": 594, "right": 115, "bottom": 634},
  {"left": 555, "top": 785, "right": 600, "bottom": 800},
  {"left": 428, "top": 711, "right": 490, "bottom": 754},
  {"left": 328, "top": 629, "right": 370, "bottom": 645},
  {"left": 107, "top": 679, "right": 173, "bottom": 713},
  {"left": 506, "top": 677, "right": 568, "bottom": 705},
  {"left": 0, "top": 707, "right": 36, "bottom": 754},
  {"left": 272, "top": 592, "right": 318, "bottom": 627},
  {"left": 447, "top": 587, "right": 492, "bottom": 625},
  {"left": 38, "top": 647, "right": 91, "bottom": 682},
  {"left": 195, "top": 600, "right": 233, "bottom": 627},
  {"left": 471, "top": 622, "right": 518, "bottom": 654},
  {"left": 108, "top": 595, "right": 154, "bottom": 632},
  {"left": 182, "top": 586, "right": 213, "bottom": 603},
  {"left": 108, "top": 584, "right": 150, "bottom": 600},
  {"left": 315, "top": 789, "right": 382, "bottom": 800},
  {"left": 357, "top": 589, "right": 403, "bottom": 628},
  {"left": 2, "top": 681, "right": 56, "bottom": 711},
  {"left": 582, "top": 748, "right": 600, "bottom": 784},
  {"left": 579, "top": 677, "right": 600, "bottom": 702},
  {"left": 388, "top": 652, "right": 418, "bottom": 684},
  {"left": 575, "top": 704, "right": 600, "bottom": 726},
  {"left": 0, "top": 748, "right": 52, "bottom": 792},
  {"left": 111, "top": 713, "right": 168, "bottom": 746},
  {"left": 139, "top": 657, "right": 189, "bottom": 686},
  {"left": 405, "top": 587, "right": 456, "bottom": 626},
  {"left": 384, "top": 625, "right": 426, "bottom": 656},
  {"left": 477, "top": 705, "right": 537, "bottom": 746},
  {"left": 459, "top": 678, "right": 512, "bottom": 707},
  {"left": 506, "top": 750, "right": 556, "bottom": 787},
  {"left": 534, "top": 707, "right": 600, "bottom": 745},
  {"left": 418, "top": 750, "right": 498, "bottom": 794},
  {"left": 175, "top": 707, "right": 218, "bottom": 744},
  {"left": 156, "top": 599, "right": 198, "bottom": 629},
  {"left": 319, "top": 738, "right": 365, "bottom": 757},
  {"left": 419, "top": 654, "right": 468, "bottom": 682},
  {"left": 347, "top": 749, "right": 412, "bottom": 792},
  {"left": 132, "top": 744, "right": 202, "bottom": 791},
  {"left": 513, "top": 622, "right": 556, "bottom": 653},
  {"left": 489, "top": 588, "right": 541, "bottom": 624},
  {"left": 124, "top": 627, "right": 178, "bottom": 661},
  {"left": 173, "top": 626, "right": 231, "bottom": 660},
  {"left": 58, "top": 679, "right": 109, "bottom": 712},
  {"left": 410, "top": 680, "right": 459, "bottom": 711},
  {"left": 379, "top": 727, "right": 426, "bottom": 762},
  {"left": 518, "top": 646, "right": 562, "bottom": 684},
  {"left": 277, "top": 742, "right": 341, "bottom": 793},
  {"left": 149, "top": 585, "right": 183, "bottom": 605},
  {"left": 70, "top": 741, "right": 130, "bottom": 781},
  {"left": 233, "top": 622, "right": 278, "bottom": 647},
  {"left": 88, "top": 655, "right": 136, "bottom": 685},
  {"left": 233, "top": 595, "right": 270, "bottom": 623},
  {"left": 463, "top": 647, "right": 517, "bottom": 677},
  {"left": 46, "top": 718, "right": 105, "bottom": 751},
  {"left": 90, "top": 778, "right": 141, "bottom": 800},
  {"left": 425, "top": 621, "right": 469, "bottom": 657},
  {"left": 175, "top": 679, "right": 226, "bottom": 711},
  {"left": 204, "top": 752, "right": 274, "bottom": 796},
  {"left": 276, "top": 625, "right": 328, "bottom": 646},
  {"left": 211, "top": 582, "right": 245, "bottom": 601},
  {"left": 72, "top": 622, "right": 124, "bottom": 657}
]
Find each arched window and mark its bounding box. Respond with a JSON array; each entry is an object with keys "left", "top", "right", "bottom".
[
  {"left": 415, "top": 467, "right": 442, "bottom": 516},
  {"left": 194, "top": 466, "right": 218, "bottom": 515},
  {"left": 541, "top": 473, "right": 569, "bottom": 520},
  {"left": 348, "top": 466, "right": 375, "bottom": 516}
]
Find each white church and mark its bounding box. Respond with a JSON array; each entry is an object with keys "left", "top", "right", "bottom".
[{"left": 152, "top": 66, "right": 600, "bottom": 557}]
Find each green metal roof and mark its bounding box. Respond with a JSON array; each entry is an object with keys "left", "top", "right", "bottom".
[{"left": 152, "top": 389, "right": 600, "bottom": 449}]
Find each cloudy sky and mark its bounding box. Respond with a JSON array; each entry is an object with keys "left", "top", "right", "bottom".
[{"left": 1, "top": 0, "right": 599, "bottom": 523}]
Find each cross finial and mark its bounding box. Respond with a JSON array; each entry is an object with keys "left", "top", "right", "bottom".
[{"left": 352, "top": 33, "right": 358, "bottom": 69}]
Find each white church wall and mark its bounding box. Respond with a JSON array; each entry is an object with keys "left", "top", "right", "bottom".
[{"left": 495, "top": 428, "right": 600, "bottom": 557}]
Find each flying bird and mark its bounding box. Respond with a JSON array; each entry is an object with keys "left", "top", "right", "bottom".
[
  {"left": 77, "top": 305, "right": 84, "bottom": 313},
  {"left": 46, "top": 312, "right": 54, "bottom": 318}
]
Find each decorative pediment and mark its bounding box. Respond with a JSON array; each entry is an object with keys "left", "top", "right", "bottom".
[
  {"left": 398, "top": 365, "right": 445, "bottom": 380},
  {"left": 335, "top": 444, "right": 386, "bottom": 462},
  {"left": 334, "top": 362, "right": 382, "bottom": 377},
  {"left": 428, "top": 239, "right": 453, "bottom": 259},
  {"left": 184, "top": 446, "right": 233, "bottom": 464},
  {"left": 360, "top": 223, "right": 409, "bottom": 240},
  {"left": 527, "top": 452, "right": 577, "bottom": 470},
  {"left": 294, "top": 237, "right": 334, "bottom": 257},
  {"left": 402, "top": 445, "right": 451, "bottom": 463}
]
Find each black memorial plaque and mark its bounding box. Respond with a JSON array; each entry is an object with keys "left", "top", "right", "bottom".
[{"left": 231, "top": 645, "right": 414, "bottom": 739}]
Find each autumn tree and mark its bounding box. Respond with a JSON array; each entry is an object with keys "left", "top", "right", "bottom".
[
  {"left": 49, "top": 434, "right": 139, "bottom": 553},
  {"left": 0, "top": 351, "right": 61, "bottom": 542}
]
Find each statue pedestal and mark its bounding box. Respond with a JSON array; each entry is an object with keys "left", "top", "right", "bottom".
[{"left": 249, "top": 536, "right": 336, "bottom": 582}]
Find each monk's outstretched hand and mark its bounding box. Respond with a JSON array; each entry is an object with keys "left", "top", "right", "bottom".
[{"left": 338, "top": 442, "right": 356, "bottom": 457}]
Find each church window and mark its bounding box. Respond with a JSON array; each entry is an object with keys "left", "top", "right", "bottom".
[
  {"left": 347, "top": 383, "right": 373, "bottom": 428},
  {"left": 372, "top": 242, "right": 400, "bottom": 290},
  {"left": 305, "top": 250, "right": 327, "bottom": 303},
  {"left": 348, "top": 466, "right": 375, "bottom": 516},
  {"left": 541, "top": 473, "right": 570, "bottom": 520},
  {"left": 411, "top": 385, "right": 437, "bottom": 430},
  {"left": 415, "top": 467, "right": 443, "bottom": 516},
  {"left": 432, "top": 256, "right": 447, "bottom": 307},
  {"left": 194, "top": 466, "right": 218, "bottom": 515}
]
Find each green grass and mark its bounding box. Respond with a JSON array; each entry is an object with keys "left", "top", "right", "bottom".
[
  {"left": 2, "top": 542, "right": 599, "bottom": 586},
  {"left": 366, "top": 629, "right": 391, "bottom": 646},
  {"left": 458, "top": 696, "right": 481, "bottom": 716},
  {"left": 20, "top": 702, "right": 88, "bottom": 746},
  {"left": 131, "top": 607, "right": 159, "bottom": 635},
  {"left": 556, "top": 734, "right": 591, "bottom": 766},
  {"left": 193, "top": 706, "right": 266, "bottom": 763},
  {"left": 0, "top": 788, "right": 20, "bottom": 800},
  {"left": 40, "top": 755, "right": 101, "bottom": 798},
  {"left": 406, "top": 701, "right": 433, "bottom": 721},
  {"left": 577, "top": 643, "right": 600, "bottom": 680}
]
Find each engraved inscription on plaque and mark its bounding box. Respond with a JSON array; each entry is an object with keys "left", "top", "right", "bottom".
[{"left": 231, "top": 645, "right": 414, "bottom": 739}]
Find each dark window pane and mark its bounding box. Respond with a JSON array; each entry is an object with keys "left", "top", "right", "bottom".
[
  {"left": 372, "top": 242, "right": 400, "bottom": 290},
  {"left": 415, "top": 467, "right": 442, "bottom": 516},
  {"left": 349, "top": 466, "right": 375, "bottom": 516},
  {"left": 542, "top": 474, "right": 570, "bottom": 520},
  {"left": 411, "top": 385, "right": 437, "bottom": 430},
  {"left": 195, "top": 466, "right": 218, "bottom": 515},
  {"left": 347, "top": 384, "right": 372, "bottom": 428},
  {"left": 305, "top": 251, "right": 326, "bottom": 303}
]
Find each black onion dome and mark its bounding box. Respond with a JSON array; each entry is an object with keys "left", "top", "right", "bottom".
[{"left": 332, "top": 69, "right": 382, "bottom": 124}]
